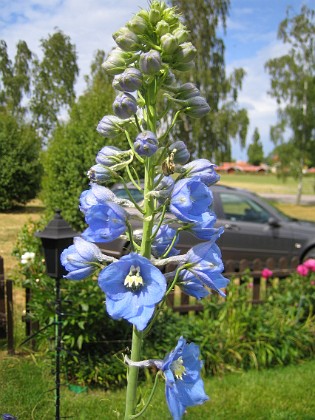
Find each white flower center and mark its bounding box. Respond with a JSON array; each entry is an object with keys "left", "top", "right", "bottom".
[
  {"left": 124, "top": 265, "right": 144, "bottom": 290},
  {"left": 171, "top": 356, "right": 186, "bottom": 380}
]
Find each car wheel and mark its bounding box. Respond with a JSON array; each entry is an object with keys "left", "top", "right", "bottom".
[{"left": 303, "top": 247, "right": 315, "bottom": 261}]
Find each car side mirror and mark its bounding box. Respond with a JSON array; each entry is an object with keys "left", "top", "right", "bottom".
[{"left": 268, "top": 217, "right": 280, "bottom": 228}]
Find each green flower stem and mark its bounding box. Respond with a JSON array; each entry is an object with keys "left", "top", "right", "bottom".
[
  {"left": 124, "top": 78, "right": 158, "bottom": 419},
  {"left": 130, "top": 371, "right": 162, "bottom": 419}
]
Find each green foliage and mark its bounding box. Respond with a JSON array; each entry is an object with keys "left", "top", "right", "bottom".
[
  {"left": 265, "top": 5, "right": 315, "bottom": 198},
  {"left": 42, "top": 50, "right": 138, "bottom": 230},
  {"left": 247, "top": 127, "right": 264, "bottom": 165},
  {"left": 169, "top": 0, "right": 249, "bottom": 162},
  {"left": 31, "top": 29, "right": 79, "bottom": 138},
  {"left": 0, "top": 109, "right": 42, "bottom": 210}
]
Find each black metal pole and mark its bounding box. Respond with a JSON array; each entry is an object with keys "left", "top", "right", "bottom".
[{"left": 55, "top": 277, "right": 62, "bottom": 420}]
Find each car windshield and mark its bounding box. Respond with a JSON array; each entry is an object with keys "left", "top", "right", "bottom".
[{"left": 257, "top": 195, "right": 292, "bottom": 222}]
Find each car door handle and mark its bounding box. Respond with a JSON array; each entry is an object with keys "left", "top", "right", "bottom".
[{"left": 224, "top": 223, "right": 240, "bottom": 231}]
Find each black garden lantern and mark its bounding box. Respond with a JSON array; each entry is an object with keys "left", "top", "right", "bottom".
[
  {"left": 35, "top": 210, "right": 77, "bottom": 420},
  {"left": 35, "top": 210, "right": 77, "bottom": 278}
]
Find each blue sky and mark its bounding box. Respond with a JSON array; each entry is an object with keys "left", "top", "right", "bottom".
[{"left": 0, "top": 0, "right": 310, "bottom": 161}]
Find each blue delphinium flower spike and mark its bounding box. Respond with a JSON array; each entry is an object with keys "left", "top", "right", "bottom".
[{"left": 98, "top": 253, "right": 166, "bottom": 331}]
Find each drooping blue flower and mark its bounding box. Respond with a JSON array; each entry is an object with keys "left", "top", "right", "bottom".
[
  {"left": 170, "top": 178, "right": 212, "bottom": 222},
  {"left": 82, "top": 203, "right": 127, "bottom": 243},
  {"left": 98, "top": 253, "right": 167, "bottom": 331},
  {"left": 161, "top": 337, "right": 209, "bottom": 419},
  {"left": 178, "top": 272, "right": 210, "bottom": 299},
  {"left": 60, "top": 237, "right": 104, "bottom": 280},
  {"left": 79, "top": 184, "right": 116, "bottom": 214},
  {"left": 183, "top": 159, "right": 220, "bottom": 186},
  {"left": 152, "top": 224, "right": 179, "bottom": 257},
  {"left": 96, "top": 146, "right": 124, "bottom": 166},
  {"left": 190, "top": 213, "right": 224, "bottom": 241},
  {"left": 183, "top": 241, "right": 229, "bottom": 297},
  {"left": 134, "top": 130, "right": 158, "bottom": 157}
]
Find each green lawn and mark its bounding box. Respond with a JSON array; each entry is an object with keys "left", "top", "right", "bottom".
[
  {"left": 0, "top": 355, "right": 314, "bottom": 419},
  {"left": 219, "top": 173, "right": 315, "bottom": 195}
]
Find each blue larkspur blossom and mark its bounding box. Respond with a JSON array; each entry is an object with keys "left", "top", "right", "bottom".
[
  {"left": 98, "top": 253, "right": 167, "bottom": 330},
  {"left": 190, "top": 212, "right": 224, "bottom": 241},
  {"left": 182, "top": 241, "right": 229, "bottom": 297},
  {"left": 96, "top": 115, "right": 123, "bottom": 138},
  {"left": 79, "top": 184, "right": 116, "bottom": 214},
  {"left": 113, "top": 68, "right": 143, "bottom": 92},
  {"left": 161, "top": 337, "right": 209, "bottom": 419},
  {"left": 170, "top": 178, "right": 212, "bottom": 222},
  {"left": 82, "top": 203, "right": 127, "bottom": 243},
  {"left": 183, "top": 159, "right": 220, "bottom": 186},
  {"left": 134, "top": 130, "right": 158, "bottom": 157},
  {"left": 152, "top": 224, "right": 179, "bottom": 257},
  {"left": 60, "top": 237, "right": 104, "bottom": 280}
]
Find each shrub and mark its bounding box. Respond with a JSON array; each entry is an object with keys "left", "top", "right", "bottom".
[{"left": 0, "top": 110, "right": 42, "bottom": 210}]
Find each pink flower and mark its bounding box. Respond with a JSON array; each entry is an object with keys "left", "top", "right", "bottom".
[
  {"left": 303, "top": 258, "right": 315, "bottom": 272},
  {"left": 296, "top": 264, "right": 309, "bottom": 276},
  {"left": 261, "top": 268, "right": 273, "bottom": 279},
  {"left": 310, "top": 281, "right": 315, "bottom": 286}
]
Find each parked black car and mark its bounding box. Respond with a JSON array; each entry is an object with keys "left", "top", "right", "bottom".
[{"left": 101, "top": 184, "right": 315, "bottom": 264}]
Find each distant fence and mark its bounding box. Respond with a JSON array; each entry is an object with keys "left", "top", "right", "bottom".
[
  {"left": 167, "top": 256, "right": 300, "bottom": 314},
  {"left": 0, "top": 256, "right": 14, "bottom": 354}
]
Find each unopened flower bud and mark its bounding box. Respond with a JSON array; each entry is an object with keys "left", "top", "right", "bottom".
[
  {"left": 175, "top": 42, "right": 197, "bottom": 64},
  {"left": 96, "top": 115, "right": 123, "bottom": 138},
  {"left": 149, "top": 8, "right": 161, "bottom": 24},
  {"left": 102, "top": 48, "right": 130, "bottom": 75},
  {"left": 156, "top": 20, "right": 170, "bottom": 37},
  {"left": 169, "top": 141, "right": 190, "bottom": 164},
  {"left": 184, "top": 96, "right": 210, "bottom": 118},
  {"left": 139, "top": 50, "right": 162, "bottom": 75},
  {"left": 113, "top": 68, "right": 143, "bottom": 92},
  {"left": 162, "top": 69, "right": 177, "bottom": 86},
  {"left": 127, "top": 14, "right": 148, "bottom": 35},
  {"left": 134, "top": 130, "right": 158, "bottom": 157},
  {"left": 162, "top": 7, "right": 179, "bottom": 26},
  {"left": 113, "top": 92, "right": 138, "bottom": 119},
  {"left": 173, "top": 61, "right": 195, "bottom": 72},
  {"left": 173, "top": 26, "right": 189, "bottom": 44},
  {"left": 150, "top": 176, "right": 175, "bottom": 201},
  {"left": 87, "top": 164, "right": 111, "bottom": 182},
  {"left": 96, "top": 146, "right": 123, "bottom": 166},
  {"left": 161, "top": 33, "right": 179, "bottom": 54},
  {"left": 175, "top": 83, "right": 200, "bottom": 100},
  {"left": 113, "top": 27, "right": 140, "bottom": 52}
]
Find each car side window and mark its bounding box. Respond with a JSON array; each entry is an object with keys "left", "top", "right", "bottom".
[{"left": 220, "top": 193, "right": 270, "bottom": 223}]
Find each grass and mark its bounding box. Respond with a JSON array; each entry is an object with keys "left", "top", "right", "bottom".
[
  {"left": 219, "top": 173, "right": 315, "bottom": 195},
  {"left": 0, "top": 355, "right": 314, "bottom": 419},
  {"left": 0, "top": 199, "right": 44, "bottom": 276}
]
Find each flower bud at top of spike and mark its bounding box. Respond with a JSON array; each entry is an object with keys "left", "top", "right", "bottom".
[
  {"left": 96, "top": 115, "right": 123, "bottom": 138},
  {"left": 127, "top": 14, "right": 148, "bottom": 35},
  {"left": 87, "top": 164, "right": 112, "bottom": 182},
  {"left": 162, "top": 7, "right": 179, "bottom": 26},
  {"left": 139, "top": 50, "right": 162, "bottom": 75},
  {"left": 173, "top": 61, "right": 195, "bottom": 72},
  {"left": 173, "top": 26, "right": 189, "bottom": 44},
  {"left": 175, "top": 42, "right": 197, "bottom": 64},
  {"left": 156, "top": 20, "right": 170, "bottom": 37},
  {"left": 169, "top": 141, "right": 190, "bottom": 164},
  {"left": 113, "top": 92, "right": 138, "bottom": 119},
  {"left": 184, "top": 96, "right": 210, "bottom": 119},
  {"left": 113, "top": 27, "right": 140, "bottom": 52},
  {"left": 162, "top": 69, "right": 177, "bottom": 86},
  {"left": 175, "top": 83, "right": 200, "bottom": 100},
  {"left": 96, "top": 146, "right": 123, "bottom": 167},
  {"left": 102, "top": 48, "right": 130, "bottom": 75},
  {"left": 134, "top": 130, "right": 158, "bottom": 157},
  {"left": 161, "top": 33, "right": 179, "bottom": 54},
  {"left": 149, "top": 8, "right": 161, "bottom": 24},
  {"left": 113, "top": 68, "right": 143, "bottom": 92}
]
